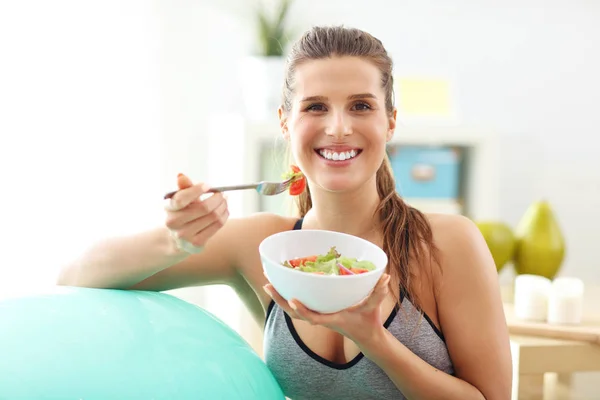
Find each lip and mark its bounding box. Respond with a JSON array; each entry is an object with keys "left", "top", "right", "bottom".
[
  {"left": 315, "top": 148, "right": 362, "bottom": 167},
  {"left": 315, "top": 145, "right": 362, "bottom": 152}
]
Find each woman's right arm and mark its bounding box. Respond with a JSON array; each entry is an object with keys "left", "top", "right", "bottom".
[{"left": 56, "top": 174, "right": 235, "bottom": 291}]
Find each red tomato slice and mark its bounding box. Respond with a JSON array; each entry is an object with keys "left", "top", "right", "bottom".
[
  {"left": 350, "top": 267, "right": 369, "bottom": 274},
  {"left": 288, "top": 255, "right": 318, "bottom": 268},
  {"left": 289, "top": 178, "right": 306, "bottom": 196},
  {"left": 285, "top": 165, "right": 306, "bottom": 196}
]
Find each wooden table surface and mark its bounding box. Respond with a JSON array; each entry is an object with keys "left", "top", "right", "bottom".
[
  {"left": 510, "top": 333, "right": 600, "bottom": 399},
  {"left": 505, "top": 298, "right": 600, "bottom": 400}
]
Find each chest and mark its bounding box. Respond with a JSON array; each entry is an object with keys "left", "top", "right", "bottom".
[
  {"left": 291, "top": 294, "right": 399, "bottom": 365},
  {"left": 263, "top": 297, "right": 454, "bottom": 400}
]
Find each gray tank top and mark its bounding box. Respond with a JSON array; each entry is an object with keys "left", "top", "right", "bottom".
[{"left": 263, "top": 219, "right": 454, "bottom": 400}]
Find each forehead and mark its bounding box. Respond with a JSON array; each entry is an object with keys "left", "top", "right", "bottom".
[{"left": 292, "top": 56, "right": 383, "bottom": 99}]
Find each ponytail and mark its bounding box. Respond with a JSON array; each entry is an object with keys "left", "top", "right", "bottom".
[{"left": 295, "top": 153, "right": 440, "bottom": 311}]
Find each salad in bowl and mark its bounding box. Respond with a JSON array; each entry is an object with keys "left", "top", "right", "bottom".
[
  {"left": 259, "top": 229, "right": 387, "bottom": 314},
  {"left": 282, "top": 246, "right": 376, "bottom": 276}
]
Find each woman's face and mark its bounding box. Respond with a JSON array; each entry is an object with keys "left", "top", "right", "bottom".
[{"left": 280, "top": 56, "right": 396, "bottom": 194}]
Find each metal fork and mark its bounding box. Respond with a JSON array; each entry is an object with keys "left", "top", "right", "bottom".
[{"left": 163, "top": 178, "right": 295, "bottom": 199}]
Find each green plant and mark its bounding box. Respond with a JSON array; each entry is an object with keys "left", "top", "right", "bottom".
[{"left": 256, "top": 0, "right": 294, "bottom": 57}]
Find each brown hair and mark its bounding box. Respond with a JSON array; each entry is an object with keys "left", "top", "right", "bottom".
[{"left": 281, "top": 26, "right": 439, "bottom": 311}]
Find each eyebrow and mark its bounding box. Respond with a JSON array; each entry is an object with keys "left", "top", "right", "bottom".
[{"left": 300, "top": 93, "right": 377, "bottom": 102}]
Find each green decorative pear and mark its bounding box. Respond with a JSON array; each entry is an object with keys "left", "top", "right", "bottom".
[
  {"left": 513, "top": 200, "right": 566, "bottom": 279},
  {"left": 475, "top": 221, "right": 516, "bottom": 272}
]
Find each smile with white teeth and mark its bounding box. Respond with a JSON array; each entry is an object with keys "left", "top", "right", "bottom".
[{"left": 318, "top": 149, "right": 360, "bottom": 161}]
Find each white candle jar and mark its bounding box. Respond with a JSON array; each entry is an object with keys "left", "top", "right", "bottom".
[{"left": 547, "top": 277, "right": 584, "bottom": 325}]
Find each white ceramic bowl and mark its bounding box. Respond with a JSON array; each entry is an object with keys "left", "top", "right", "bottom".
[{"left": 259, "top": 229, "right": 388, "bottom": 314}]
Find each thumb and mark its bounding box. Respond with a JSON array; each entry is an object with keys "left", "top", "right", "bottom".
[
  {"left": 164, "top": 173, "right": 196, "bottom": 211},
  {"left": 364, "top": 274, "right": 391, "bottom": 309},
  {"left": 177, "top": 173, "right": 193, "bottom": 190}
]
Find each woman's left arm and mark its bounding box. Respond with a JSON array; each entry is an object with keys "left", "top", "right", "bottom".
[{"left": 358, "top": 215, "right": 513, "bottom": 400}]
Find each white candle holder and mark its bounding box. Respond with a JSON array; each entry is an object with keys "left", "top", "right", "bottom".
[
  {"left": 547, "top": 277, "right": 584, "bottom": 325},
  {"left": 514, "top": 274, "right": 552, "bottom": 322}
]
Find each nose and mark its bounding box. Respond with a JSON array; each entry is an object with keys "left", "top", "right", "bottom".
[{"left": 324, "top": 110, "right": 352, "bottom": 138}]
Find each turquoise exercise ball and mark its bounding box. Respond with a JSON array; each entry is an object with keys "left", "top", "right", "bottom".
[{"left": 0, "top": 286, "right": 284, "bottom": 400}]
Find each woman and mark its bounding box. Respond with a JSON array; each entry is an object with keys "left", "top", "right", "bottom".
[{"left": 58, "top": 26, "right": 512, "bottom": 399}]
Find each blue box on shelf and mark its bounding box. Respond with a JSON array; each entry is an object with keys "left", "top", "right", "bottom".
[{"left": 388, "top": 145, "right": 462, "bottom": 200}]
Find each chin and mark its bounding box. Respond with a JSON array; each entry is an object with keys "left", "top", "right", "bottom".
[
  {"left": 313, "top": 175, "right": 364, "bottom": 194},
  {"left": 298, "top": 147, "right": 379, "bottom": 193}
]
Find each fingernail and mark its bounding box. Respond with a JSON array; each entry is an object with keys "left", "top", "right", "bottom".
[
  {"left": 263, "top": 285, "right": 273, "bottom": 297},
  {"left": 177, "top": 173, "right": 183, "bottom": 177},
  {"left": 288, "top": 301, "right": 297, "bottom": 310},
  {"left": 163, "top": 197, "right": 176, "bottom": 211}
]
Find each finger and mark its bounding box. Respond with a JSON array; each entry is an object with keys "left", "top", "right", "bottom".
[
  {"left": 177, "top": 173, "right": 193, "bottom": 190},
  {"left": 263, "top": 284, "right": 302, "bottom": 319},
  {"left": 166, "top": 192, "right": 226, "bottom": 227},
  {"left": 364, "top": 274, "right": 391, "bottom": 308},
  {"left": 163, "top": 173, "right": 193, "bottom": 201},
  {"left": 377, "top": 273, "right": 391, "bottom": 288},
  {"left": 166, "top": 182, "right": 212, "bottom": 211},
  {"left": 182, "top": 198, "right": 228, "bottom": 231},
  {"left": 176, "top": 199, "right": 229, "bottom": 242},
  {"left": 288, "top": 299, "right": 327, "bottom": 325},
  {"left": 180, "top": 214, "right": 229, "bottom": 248},
  {"left": 263, "top": 284, "right": 324, "bottom": 325},
  {"left": 350, "top": 273, "right": 390, "bottom": 310},
  {"left": 164, "top": 173, "right": 194, "bottom": 210}
]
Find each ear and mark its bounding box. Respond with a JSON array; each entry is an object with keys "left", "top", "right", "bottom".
[
  {"left": 278, "top": 106, "right": 290, "bottom": 140},
  {"left": 386, "top": 108, "right": 397, "bottom": 142}
]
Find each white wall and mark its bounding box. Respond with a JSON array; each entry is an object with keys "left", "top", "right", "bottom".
[
  {"left": 155, "top": 0, "right": 252, "bottom": 190},
  {"left": 0, "top": 0, "right": 165, "bottom": 296},
  {"left": 158, "top": 0, "right": 600, "bottom": 283}
]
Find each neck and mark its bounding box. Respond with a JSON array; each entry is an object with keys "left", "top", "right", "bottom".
[{"left": 302, "top": 176, "right": 383, "bottom": 240}]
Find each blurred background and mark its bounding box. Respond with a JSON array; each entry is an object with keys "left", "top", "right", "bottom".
[{"left": 1, "top": 0, "right": 599, "bottom": 398}]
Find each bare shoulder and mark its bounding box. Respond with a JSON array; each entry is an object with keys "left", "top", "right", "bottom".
[
  {"left": 225, "top": 212, "right": 298, "bottom": 273},
  {"left": 233, "top": 211, "right": 298, "bottom": 233},
  {"left": 426, "top": 213, "right": 493, "bottom": 272},
  {"left": 425, "top": 213, "right": 512, "bottom": 398},
  {"left": 223, "top": 212, "right": 298, "bottom": 320},
  {"left": 425, "top": 212, "right": 498, "bottom": 295},
  {"left": 427, "top": 212, "right": 483, "bottom": 248},
  {"left": 226, "top": 212, "right": 297, "bottom": 252}
]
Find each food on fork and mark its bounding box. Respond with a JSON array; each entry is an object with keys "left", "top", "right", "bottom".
[{"left": 282, "top": 165, "right": 306, "bottom": 196}]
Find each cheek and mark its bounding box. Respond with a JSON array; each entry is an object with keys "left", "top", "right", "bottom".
[
  {"left": 290, "top": 136, "right": 314, "bottom": 166},
  {"left": 293, "top": 114, "right": 320, "bottom": 136},
  {"left": 288, "top": 129, "right": 309, "bottom": 164},
  {"left": 290, "top": 117, "right": 319, "bottom": 148}
]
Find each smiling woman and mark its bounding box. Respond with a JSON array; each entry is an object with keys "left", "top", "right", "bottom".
[
  {"left": 56, "top": 24, "right": 512, "bottom": 400},
  {"left": 281, "top": 57, "right": 393, "bottom": 193},
  {"left": 260, "top": 26, "right": 511, "bottom": 400}
]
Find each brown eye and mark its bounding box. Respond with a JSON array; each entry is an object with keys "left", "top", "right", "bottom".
[
  {"left": 352, "top": 102, "right": 372, "bottom": 111},
  {"left": 305, "top": 103, "right": 327, "bottom": 112}
]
